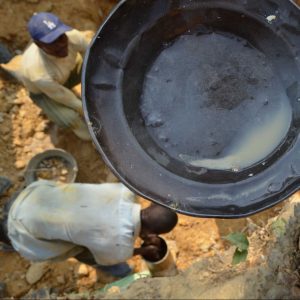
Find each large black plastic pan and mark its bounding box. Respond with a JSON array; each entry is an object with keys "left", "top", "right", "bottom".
[{"left": 83, "top": 0, "right": 300, "bottom": 218}]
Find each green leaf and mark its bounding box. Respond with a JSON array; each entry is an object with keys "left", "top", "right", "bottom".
[
  {"left": 232, "top": 249, "right": 248, "bottom": 265},
  {"left": 223, "top": 232, "right": 249, "bottom": 251},
  {"left": 271, "top": 218, "right": 286, "bottom": 237}
]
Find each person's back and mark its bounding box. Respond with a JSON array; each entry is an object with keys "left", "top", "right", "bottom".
[{"left": 8, "top": 181, "right": 141, "bottom": 265}]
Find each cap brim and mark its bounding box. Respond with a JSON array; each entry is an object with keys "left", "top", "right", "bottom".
[{"left": 39, "top": 24, "right": 72, "bottom": 44}]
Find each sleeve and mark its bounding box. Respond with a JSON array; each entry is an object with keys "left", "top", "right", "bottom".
[
  {"left": 68, "top": 29, "right": 91, "bottom": 56},
  {"left": 33, "top": 78, "right": 83, "bottom": 113}
]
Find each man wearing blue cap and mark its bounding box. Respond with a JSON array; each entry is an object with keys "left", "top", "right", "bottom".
[{"left": 2, "top": 12, "right": 91, "bottom": 140}]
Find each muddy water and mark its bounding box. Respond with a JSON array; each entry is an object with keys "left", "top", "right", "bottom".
[
  {"left": 141, "top": 32, "right": 292, "bottom": 171},
  {"left": 182, "top": 99, "right": 292, "bottom": 170}
]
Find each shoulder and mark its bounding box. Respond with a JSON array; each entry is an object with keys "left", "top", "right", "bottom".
[
  {"left": 66, "top": 29, "right": 86, "bottom": 44},
  {"left": 21, "top": 44, "right": 51, "bottom": 80},
  {"left": 66, "top": 29, "right": 92, "bottom": 51},
  {"left": 22, "top": 42, "right": 40, "bottom": 62}
]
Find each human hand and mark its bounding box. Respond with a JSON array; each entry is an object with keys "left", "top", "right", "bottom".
[{"left": 142, "top": 234, "right": 162, "bottom": 248}]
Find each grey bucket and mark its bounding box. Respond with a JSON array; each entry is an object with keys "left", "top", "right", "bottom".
[
  {"left": 24, "top": 148, "right": 78, "bottom": 186},
  {"left": 142, "top": 237, "right": 178, "bottom": 277}
]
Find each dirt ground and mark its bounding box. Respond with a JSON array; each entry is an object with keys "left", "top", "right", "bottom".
[
  {"left": 0, "top": 1, "right": 298, "bottom": 299},
  {"left": 98, "top": 193, "right": 300, "bottom": 300}
]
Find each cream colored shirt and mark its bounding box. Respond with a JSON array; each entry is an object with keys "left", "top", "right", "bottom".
[
  {"left": 8, "top": 181, "right": 141, "bottom": 265},
  {"left": 20, "top": 29, "right": 90, "bottom": 112}
]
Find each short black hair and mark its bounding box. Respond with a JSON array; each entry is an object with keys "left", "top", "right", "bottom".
[{"left": 140, "top": 204, "right": 178, "bottom": 235}]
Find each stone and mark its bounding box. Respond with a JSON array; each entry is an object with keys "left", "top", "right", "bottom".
[
  {"left": 35, "top": 121, "right": 48, "bottom": 132},
  {"left": 19, "top": 110, "right": 26, "bottom": 118},
  {"left": 107, "top": 286, "right": 121, "bottom": 295},
  {"left": 14, "top": 138, "right": 22, "bottom": 146},
  {"left": 9, "top": 281, "right": 30, "bottom": 299},
  {"left": 15, "top": 160, "right": 26, "bottom": 169},
  {"left": 75, "top": 264, "right": 89, "bottom": 277},
  {"left": 26, "top": 262, "right": 49, "bottom": 285}
]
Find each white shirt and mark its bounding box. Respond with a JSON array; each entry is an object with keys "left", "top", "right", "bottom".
[
  {"left": 7, "top": 181, "right": 141, "bottom": 265},
  {"left": 20, "top": 29, "right": 90, "bottom": 112}
]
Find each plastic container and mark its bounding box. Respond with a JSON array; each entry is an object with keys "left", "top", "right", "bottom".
[
  {"left": 142, "top": 237, "right": 178, "bottom": 277},
  {"left": 24, "top": 149, "right": 78, "bottom": 186},
  {"left": 83, "top": 0, "right": 300, "bottom": 218}
]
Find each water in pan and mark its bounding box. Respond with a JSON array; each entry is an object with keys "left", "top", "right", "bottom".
[{"left": 141, "top": 31, "right": 292, "bottom": 171}]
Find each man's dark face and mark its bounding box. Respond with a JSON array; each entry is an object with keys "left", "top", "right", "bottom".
[{"left": 35, "top": 34, "right": 68, "bottom": 58}]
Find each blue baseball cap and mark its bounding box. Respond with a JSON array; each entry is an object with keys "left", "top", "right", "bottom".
[{"left": 28, "top": 12, "right": 72, "bottom": 44}]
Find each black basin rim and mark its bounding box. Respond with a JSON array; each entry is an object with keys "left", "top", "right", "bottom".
[{"left": 82, "top": 0, "right": 300, "bottom": 218}]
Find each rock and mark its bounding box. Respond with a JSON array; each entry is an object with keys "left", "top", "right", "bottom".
[
  {"left": 22, "top": 125, "right": 35, "bottom": 139},
  {"left": 56, "top": 275, "right": 65, "bottom": 284},
  {"left": 19, "top": 110, "right": 26, "bottom": 118},
  {"left": 0, "top": 282, "right": 7, "bottom": 298},
  {"left": 75, "top": 264, "right": 89, "bottom": 277},
  {"left": 35, "top": 121, "right": 48, "bottom": 132},
  {"left": 14, "top": 98, "right": 25, "bottom": 105},
  {"left": 35, "top": 132, "right": 45, "bottom": 140},
  {"left": 107, "top": 286, "right": 121, "bottom": 295},
  {"left": 23, "top": 146, "right": 31, "bottom": 153},
  {"left": 9, "top": 281, "right": 30, "bottom": 299},
  {"left": 14, "top": 138, "right": 23, "bottom": 146},
  {"left": 26, "top": 262, "right": 49, "bottom": 285},
  {"left": 15, "top": 160, "right": 26, "bottom": 169},
  {"left": 0, "top": 112, "right": 4, "bottom": 123}
]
